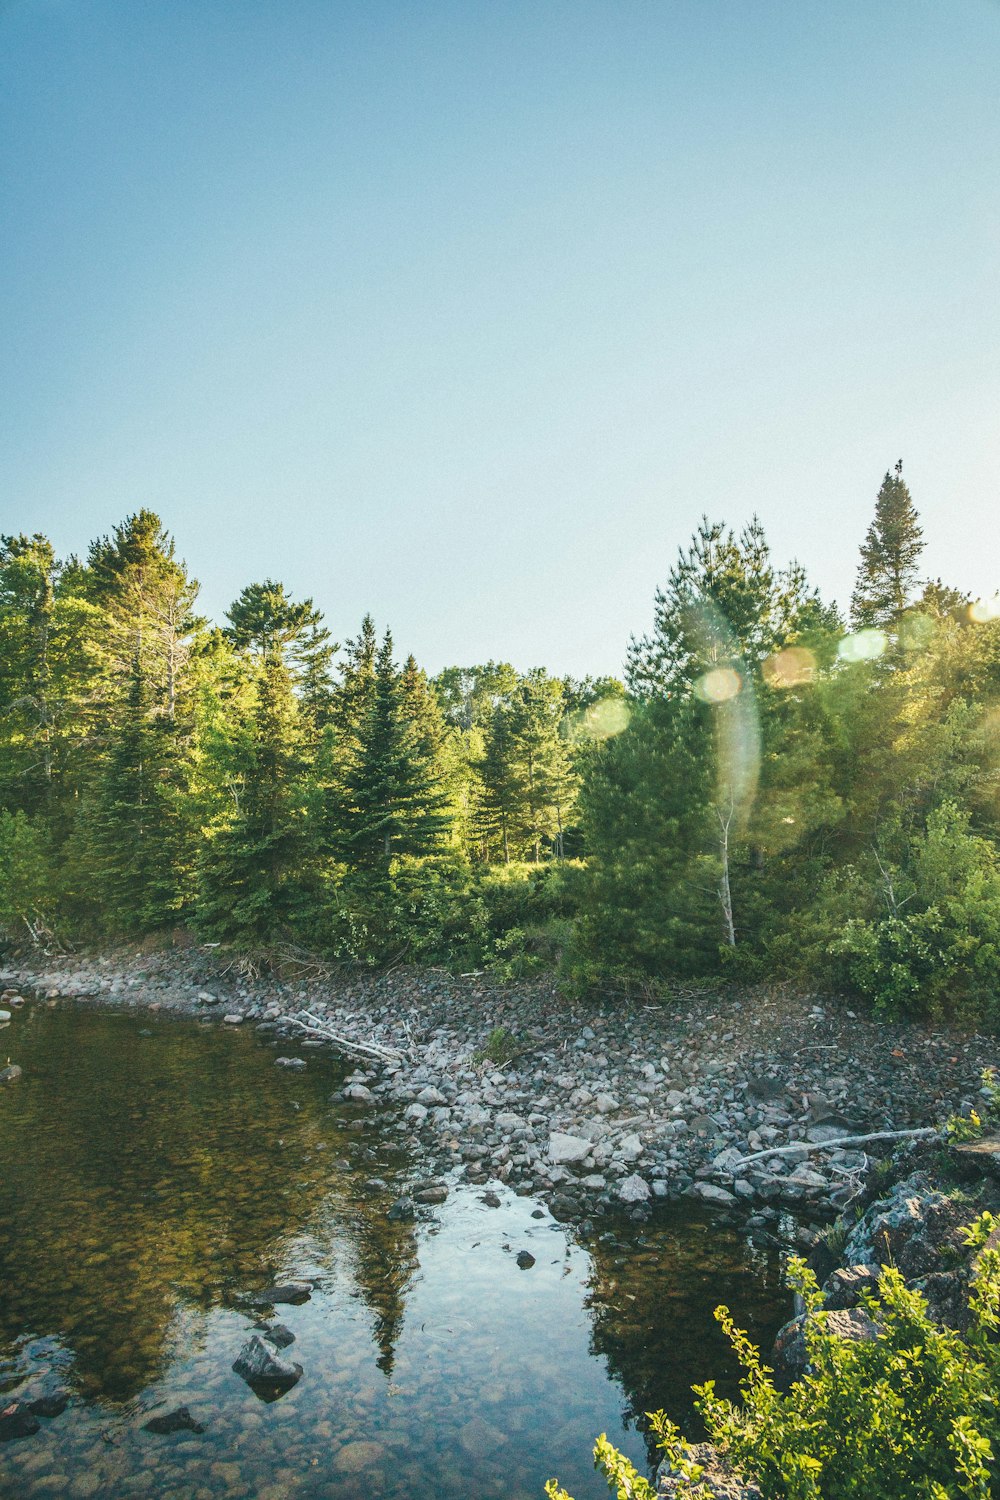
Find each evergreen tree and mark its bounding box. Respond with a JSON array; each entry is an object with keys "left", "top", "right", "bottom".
[
  {"left": 851, "top": 462, "right": 925, "bottom": 628},
  {"left": 198, "top": 653, "right": 317, "bottom": 940},
  {"left": 342, "top": 632, "right": 450, "bottom": 867}
]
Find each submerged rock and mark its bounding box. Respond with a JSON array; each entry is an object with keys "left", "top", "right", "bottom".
[
  {"left": 232, "top": 1335, "right": 303, "bottom": 1392},
  {"left": 262, "top": 1323, "right": 296, "bottom": 1349},
  {"left": 250, "top": 1280, "right": 312, "bottom": 1306},
  {"left": 387, "top": 1196, "right": 415, "bottom": 1221},
  {"left": 143, "top": 1405, "right": 205, "bottom": 1435},
  {"left": 0, "top": 1402, "right": 40, "bottom": 1441},
  {"left": 0, "top": 1064, "right": 22, "bottom": 1084},
  {"left": 28, "top": 1393, "right": 68, "bottom": 1419},
  {"left": 274, "top": 1056, "right": 306, "bottom": 1070}
]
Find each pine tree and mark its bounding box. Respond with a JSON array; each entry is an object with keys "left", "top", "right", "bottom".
[
  {"left": 851, "top": 462, "right": 925, "bottom": 629},
  {"left": 198, "top": 653, "right": 317, "bottom": 941},
  {"left": 342, "top": 633, "right": 450, "bottom": 868}
]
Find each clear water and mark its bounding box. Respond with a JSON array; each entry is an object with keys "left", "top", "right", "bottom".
[{"left": 0, "top": 1003, "right": 788, "bottom": 1499}]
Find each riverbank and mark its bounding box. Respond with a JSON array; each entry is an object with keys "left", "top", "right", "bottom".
[{"left": 2, "top": 943, "right": 996, "bottom": 1236}]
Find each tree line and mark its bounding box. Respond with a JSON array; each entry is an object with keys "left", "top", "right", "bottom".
[{"left": 3, "top": 466, "right": 1000, "bottom": 1022}]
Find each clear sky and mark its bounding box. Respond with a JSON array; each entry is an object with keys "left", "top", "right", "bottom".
[{"left": 3, "top": 0, "right": 999, "bottom": 677}]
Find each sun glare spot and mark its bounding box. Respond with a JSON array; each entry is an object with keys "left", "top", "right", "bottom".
[
  {"left": 969, "top": 595, "right": 1000, "bottom": 624},
  {"left": 578, "top": 697, "right": 631, "bottom": 740},
  {"left": 694, "top": 667, "right": 743, "bottom": 703},
  {"left": 763, "top": 646, "right": 816, "bottom": 688},
  {"left": 838, "top": 629, "right": 887, "bottom": 663}
]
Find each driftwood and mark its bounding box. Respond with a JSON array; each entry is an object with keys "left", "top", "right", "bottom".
[
  {"left": 288, "top": 1012, "right": 405, "bottom": 1065},
  {"left": 736, "top": 1126, "right": 938, "bottom": 1168}
]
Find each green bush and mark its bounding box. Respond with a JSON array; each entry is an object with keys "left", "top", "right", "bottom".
[{"left": 548, "top": 1230, "right": 1000, "bottom": 1500}]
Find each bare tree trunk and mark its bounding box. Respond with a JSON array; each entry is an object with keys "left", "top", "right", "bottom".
[{"left": 717, "top": 793, "right": 737, "bottom": 947}]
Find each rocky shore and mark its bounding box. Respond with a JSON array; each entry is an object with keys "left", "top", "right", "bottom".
[{"left": 2, "top": 943, "right": 996, "bottom": 1241}]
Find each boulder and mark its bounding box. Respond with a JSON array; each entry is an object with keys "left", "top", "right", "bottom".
[
  {"left": 547, "top": 1132, "right": 591, "bottom": 1165},
  {"left": 250, "top": 1280, "right": 312, "bottom": 1306},
  {"left": 232, "top": 1335, "right": 303, "bottom": 1392},
  {"left": 345, "top": 1084, "right": 374, "bottom": 1103},
  {"left": 0, "top": 1402, "right": 40, "bottom": 1441},
  {"left": 692, "top": 1182, "right": 737, "bottom": 1208},
  {"left": 618, "top": 1173, "right": 651, "bottom": 1203},
  {"left": 143, "top": 1405, "right": 205, "bottom": 1435}
]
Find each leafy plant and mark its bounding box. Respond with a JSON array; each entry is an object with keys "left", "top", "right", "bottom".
[{"left": 549, "top": 1236, "right": 1000, "bottom": 1500}]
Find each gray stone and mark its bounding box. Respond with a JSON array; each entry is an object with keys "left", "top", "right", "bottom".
[
  {"left": 617, "top": 1132, "right": 644, "bottom": 1162},
  {"left": 232, "top": 1335, "right": 302, "bottom": 1391},
  {"left": 0, "top": 1064, "right": 22, "bottom": 1084},
  {"left": 692, "top": 1182, "right": 738, "bottom": 1207},
  {"left": 345, "top": 1084, "right": 374, "bottom": 1103},
  {"left": 618, "top": 1173, "right": 651, "bottom": 1203},
  {"left": 223, "top": 1013, "right": 244, "bottom": 1025},
  {"left": 274, "top": 1056, "right": 306, "bottom": 1070},
  {"left": 250, "top": 1280, "right": 312, "bottom": 1306},
  {"left": 547, "top": 1131, "right": 591, "bottom": 1165}
]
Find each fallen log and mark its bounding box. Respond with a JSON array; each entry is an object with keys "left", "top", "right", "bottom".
[
  {"left": 287, "top": 1012, "right": 405, "bottom": 1064},
  {"left": 736, "top": 1126, "right": 938, "bottom": 1168}
]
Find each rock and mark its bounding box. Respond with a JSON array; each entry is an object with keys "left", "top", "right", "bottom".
[
  {"left": 0, "top": 1064, "right": 22, "bottom": 1084},
  {"left": 274, "top": 1056, "right": 306, "bottom": 1070},
  {"left": 0, "top": 1010, "right": 11, "bottom": 1023},
  {"left": 516, "top": 1250, "right": 536, "bottom": 1269},
  {"left": 416, "top": 1085, "right": 447, "bottom": 1106},
  {"left": 746, "top": 1075, "right": 787, "bottom": 1103},
  {"left": 198, "top": 992, "right": 218, "bottom": 1004},
  {"left": 0, "top": 1402, "right": 40, "bottom": 1441},
  {"left": 232, "top": 1335, "right": 303, "bottom": 1391},
  {"left": 823, "top": 1264, "right": 880, "bottom": 1311},
  {"left": 658, "top": 1441, "right": 761, "bottom": 1498},
  {"left": 250, "top": 1280, "right": 312, "bottom": 1306},
  {"left": 387, "top": 1196, "right": 415, "bottom": 1221},
  {"left": 618, "top": 1173, "right": 651, "bottom": 1203},
  {"left": 547, "top": 1132, "right": 591, "bottom": 1165},
  {"left": 404, "top": 1103, "right": 428, "bottom": 1123},
  {"left": 345, "top": 1084, "right": 374, "bottom": 1103},
  {"left": 617, "top": 1133, "right": 644, "bottom": 1162},
  {"left": 692, "top": 1183, "right": 737, "bottom": 1207},
  {"left": 495, "top": 1111, "right": 525, "bottom": 1131},
  {"left": 458, "top": 1415, "right": 507, "bottom": 1459},
  {"left": 334, "top": 1440, "right": 385, "bottom": 1473},
  {"left": 772, "top": 1306, "right": 878, "bottom": 1380},
  {"left": 143, "top": 1405, "right": 205, "bottom": 1435},
  {"left": 262, "top": 1324, "right": 296, "bottom": 1349},
  {"left": 951, "top": 1135, "right": 1000, "bottom": 1184},
  {"left": 414, "top": 1184, "right": 448, "bottom": 1204},
  {"left": 28, "top": 1393, "right": 68, "bottom": 1419},
  {"left": 594, "top": 1093, "right": 619, "bottom": 1114},
  {"left": 481, "top": 1191, "right": 502, "bottom": 1208},
  {"left": 223, "top": 1014, "right": 244, "bottom": 1025}
]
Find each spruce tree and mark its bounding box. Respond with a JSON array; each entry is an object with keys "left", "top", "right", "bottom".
[
  {"left": 198, "top": 653, "right": 316, "bottom": 941},
  {"left": 851, "top": 462, "right": 925, "bottom": 629}
]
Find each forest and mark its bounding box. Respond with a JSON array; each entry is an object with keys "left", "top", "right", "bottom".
[{"left": 3, "top": 466, "right": 999, "bottom": 1024}]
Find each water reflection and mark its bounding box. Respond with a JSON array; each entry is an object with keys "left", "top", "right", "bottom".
[{"left": 0, "top": 1005, "right": 788, "bottom": 1499}]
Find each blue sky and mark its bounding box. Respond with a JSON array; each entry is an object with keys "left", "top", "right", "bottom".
[{"left": 3, "top": 0, "right": 999, "bottom": 676}]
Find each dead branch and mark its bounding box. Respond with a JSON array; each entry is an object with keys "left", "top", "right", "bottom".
[
  {"left": 736, "top": 1126, "right": 938, "bottom": 1168},
  {"left": 288, "top": 1011, "right": 406, "bottom": 1064}
]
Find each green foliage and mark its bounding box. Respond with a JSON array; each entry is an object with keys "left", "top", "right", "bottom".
[
  {"left": 472, "top": 1026, "right": 519, "bottom": 1066},
  {"left": 551, "top": 1243, "right": 1000, "bottom": 1500}
]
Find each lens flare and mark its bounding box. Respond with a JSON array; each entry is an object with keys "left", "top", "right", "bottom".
[
  {"left": 576, "top": 696, "right": 631, "bottom": 740},
  {"left": 762, "top": 646, "right": 816, "bottom": 688},
  {"left": 694, "top": 667, "right": 743, "bottom": 704},
  {"left": 969, "top": 595, "right": 1000, "bottom": 624},
  {"left": 838, "top": 629, "right": 887, "bottom": 663}
]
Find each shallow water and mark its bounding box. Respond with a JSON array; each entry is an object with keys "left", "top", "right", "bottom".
[{"left": 0, "top": 1003, "right": 788, "bottom": 1499}]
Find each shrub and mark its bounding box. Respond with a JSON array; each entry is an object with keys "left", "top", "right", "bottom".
[{"left": 548, "top": 1232, "right": 1000, "bottom": 1500}]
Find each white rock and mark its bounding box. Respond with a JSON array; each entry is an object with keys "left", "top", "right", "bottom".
[
  {"left": 618, "top": 1173, "right": 651, "bottom": 1203},
  {"left": 617, "top": 1133, "right": 644, "bottom": 1162},
  {"left": 417, "top": 1085, "right": 447, "bottom": 1106},
  {"left": 693, "top": 1182, "right": 737, "bottom": 1207},
  {"left": 547, "top": 1132, "right": 592, "bottom": 1165},
  {"left": 345, "top": 1084, "right": 374, "bottom": 1103},
  {"left": 223, "top": 1014, "right": 244, "bottom": 1025}
]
